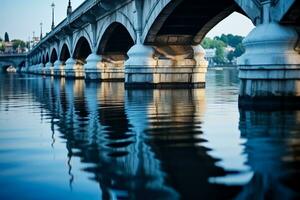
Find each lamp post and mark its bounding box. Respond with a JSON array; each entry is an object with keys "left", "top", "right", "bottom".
[
  {"left": 40, "top": 22, "right": 43, "bottom": 40},
  {"left": 51, "top": 2, "right": 55, "bottom": 30},
  {"left": 67, "top": 0, "right": 72, "bottom": 16}
]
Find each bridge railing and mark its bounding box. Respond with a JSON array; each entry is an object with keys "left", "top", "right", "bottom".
[
  {"left": 0, "top": 53, "right": 27, "bottom": 57},
  {"left": 29, "top": 0, "right": 98, "bottom": 55}
]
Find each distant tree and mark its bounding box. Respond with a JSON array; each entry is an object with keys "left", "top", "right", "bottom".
[
  {"left": 227, "top": 50, "right": 235, "bottom": 63},
  {"left": 4, "top": 32, "right": 9, "bottom": 42},
  {"left": 11, "top": 39, "right": 26, "bottom": 50},
  {"left": 0, "top": 37, "right": 2, "bottom": 42},
  {"left": 201, "top": 37, "right": 214, "bottom": 49},
  {"left": 213, "top": 46, "right": 225, "bottom": 64},
  {"left": 233, "top": 43, "right": 245, "bottom": 58},
  {"left": 215, "top": 34, "right": 244, "bottom": 48},
  {"left": 0, "top": 43, "right": 4, "bottom": 52},
  {"left": 201, "top": 37, "right": 226, "bottom": 49},
  {"left": 202, "top": 34, "right": 245, "bottom": 64}
]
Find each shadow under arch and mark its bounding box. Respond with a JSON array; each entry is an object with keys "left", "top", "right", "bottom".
[
  {"left": 50, "top": 48, "right": 58, "bottom": 64},
  {"left": 97, "top": 22, "right": 134, "bottom": 59},
  {"left": 45, "top": 52, "right": 49, "bottom": 64},
  {"left": 144, "top": 0, "right": 247, "bottom": 46},
  {"left": 60, "top": 43, "right": 71, "bottom": 63},
  {"left": 73, "top": 36, "right": 92, "bottom": 64},
  {"left": 96, "top": 22, "right": 135, "bottom": 81}
]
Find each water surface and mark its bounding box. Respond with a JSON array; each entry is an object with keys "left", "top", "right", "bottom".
[{"left": 0, "top": 69, "right": 299, "bottom": 200}]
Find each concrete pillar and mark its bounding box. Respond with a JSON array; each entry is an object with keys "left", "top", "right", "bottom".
[
  {"left": 101, "top": 56, "right": 125, "bottom": 81},
  {"left": 238, "top": 22, "right": 300, "bottom": 107},
  {"left": 31, "top": 64, "right": 37, "bottom": 74},
  {"left": 84, "top": 53, "right": 102, "bottom": 80},
  {"left": 53, "top": 60, "right": 65, "bottom": 77},
  {"left": 45, "top": 62, "right": 54, "bottom": 76},
  {"left": 125, "top": 44, "right": 208, "bottom": 88},
  {"left": 64, "top": 58, "right": 85, "bottom": 79},
  {"left": 32, "top": 65, "right": 37, "bottom": 74},
  {"left": 37, "top": 63, "right": 45, "bottom": 75},
  {"left": 84, "top": 53, "right": 125, "bottom": 81},
  {"left": 27, "top": 65, "right": 33, "bottom": 74}
]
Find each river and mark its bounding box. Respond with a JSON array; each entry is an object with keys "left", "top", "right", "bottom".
[{"left": 0, "top": 68, "right": 299, "bottom": 199}]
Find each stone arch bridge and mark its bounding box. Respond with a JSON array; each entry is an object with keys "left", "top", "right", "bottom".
[
  {"left": 24, "top": 0, "right": 300, "bottom": 105},
  {"left": 0, "top": 54, "right": 26, "bottom": 72}
]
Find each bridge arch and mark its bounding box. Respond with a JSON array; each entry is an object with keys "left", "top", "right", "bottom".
[
  {"left": 59, "top": 43, "right": 71, "bottom": 63},
  {"left": 73, "top": 36, "right": 92, "bottom": 64},
  {"left": 39, "top": 53, "right": 43, "bottom": 64},
  {"left": 142, "top": 0, "right": 245, "bottom": 45},
  {"left": 0, "top": 60, "right": 17, "bottom": 71},
  {"left": 34, "top": 55, "right": 39, "bottom": 65},
  {"left": 72, "top": 31, "right": 93, "bottom": 55},
  {"left": 50, "top": 48, "right": 58, "bottom": 63},
  {"left": 42, "top": 54, "right": 46, "bottom": 65},
  {"left": 45, "top": 52, "right": 49, "bottom": 64},
  {"left": 97, "top": 22, "right": 134, "bottom": 60},
  {"left": 96, "top": 14, "right": 136, "bottom": 51},
  {"left": 19, "top": 60, "right": 26, "bottom": 68}
]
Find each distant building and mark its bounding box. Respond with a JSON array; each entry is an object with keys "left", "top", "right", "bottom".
[
  {"left": 30, "top": 36, "right": 40, "bottom": 49},
  {"left": 205, "top": 48, "right": 216, "bottom": 66},
  {"left": 4, "top": 42, "right": 13, "bottom": 53}
]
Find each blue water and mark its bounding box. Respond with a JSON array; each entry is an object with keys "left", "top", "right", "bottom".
[{"left": 0, "top": 69, "right": 299, "bottom": 200}]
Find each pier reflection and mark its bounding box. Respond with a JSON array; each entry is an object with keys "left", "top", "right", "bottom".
[
  {"left": 238, "top": 108, "right": 300, "bottom": 199},
  {"left": 3, "top": 71, "right": 300, "bottom": 199},
  {"left": 20, "top": 76, "right": 245, "bottom": 199}
]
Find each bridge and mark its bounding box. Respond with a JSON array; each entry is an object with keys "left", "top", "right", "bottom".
[
  {"left": 23, "top": 0, "right": 300, "bottom": 105},
  {"left": 0, "top": 53, "right": 26, "bottom": 72}
]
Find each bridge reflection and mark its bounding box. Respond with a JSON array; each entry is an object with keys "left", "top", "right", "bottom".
[
  {"left": 2, "top": 74, "right": 299, "bottom": 199},
  {"left": 238, "top": 109, "right": 300, "bottom": 199}
]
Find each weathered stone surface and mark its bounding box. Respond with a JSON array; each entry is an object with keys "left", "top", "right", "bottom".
[
  {"left": 238, "top": 23, "right": 300, "bottom": 100},
  {"left": 45, "top": 62, "right": 54, "bottom": 76},
  {"left": 20, "top": 0, "right": 299, "bottom": 97},
  {"left": 53, "top": 61, "right": 65, "bottom": 77},
  {"left": 65, "top": 58, "right": 85, "bottom": 79},
  {"left": 125, "top": 44, "right": 208, "bottom": 88}
]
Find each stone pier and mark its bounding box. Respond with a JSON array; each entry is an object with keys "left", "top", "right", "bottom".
[
  {"left": 64, "top": 58, "right": 85, "bottom": 79},
  {"left": 237, "top": 0, "right": 300, "bottom": 107},
  {"left": 125, "top": 44, "right": 208, "bottom": 89}
]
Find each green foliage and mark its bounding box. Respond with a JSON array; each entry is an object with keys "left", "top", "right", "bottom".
[
  {"left": 215, "top": 34, "right": 244, "bottom": 48},
  {"left": 202, "top": 34, "right": 245, "bottom": 64},
  {"left": 0, "top": 42, "right": 4, "bottom": 52},
  {"left": 213, "top": 46, "right": 225, "bottom": 64},
  {"left": 201, "top": 37, "right": 227, "bottom": 64},
  {"left": 227, "top": 50, "right": 235, "bottom": 63},
  {"left": 4, "top": 32, "right": 9, "bottom": 42},
  {"left": 0, "top": 37, "right": 2, "bottom": 42},
  {"left": 233, "top": 43, "right": 245, "bottom": 57},
  {"left": 201, "top": 37, "right": 226, "bottom": 49},
  {"left": 11, "top": 39, "right": 26, "bottom": 50}
]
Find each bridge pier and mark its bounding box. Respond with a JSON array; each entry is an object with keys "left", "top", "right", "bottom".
[
  {"left": 27, "top": 65, "right": 34, "bottom": 74},
  {"left": 45, "top": 62, "right": 54, "bottom": 76},
  {"left": 64, "top": 58, "right": 85, "bottom": 79},
  {"left": 53, "top": 60, "right": 65, "bottom": 77},
  {"left": 84, "top": 53, "right": 102, "bottom": 80},
  {"left": 125, "top": 44, "right": 208, "bottom": 89},
  {"left": 33, "top": 64, "right": 39, "bottom": 74},
  {"left": 101, "top": 56, "right": 125, "bottom": 81},
  {"left": 37, "top": 63, "right": 45, "bottom": 75},
  {"left": 84, "top": 53, "right": 125, "bottom": 81},
  {"left": 238, "top": 22, "right": 300, "bottom": 107}
]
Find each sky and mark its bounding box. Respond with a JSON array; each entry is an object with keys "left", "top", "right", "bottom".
[{"left": 0, "top": 0, "right": 254, "bottom": 41}]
